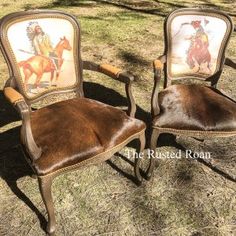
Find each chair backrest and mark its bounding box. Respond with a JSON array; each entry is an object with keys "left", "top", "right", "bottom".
[
  {"left": 0, "top": 10, "right": 83, "bottom": 104},
  {"left": 164, "top": 8, "right": 233, "bottom": 86}
]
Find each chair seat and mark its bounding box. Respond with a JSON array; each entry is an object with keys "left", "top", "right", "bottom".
[
  {"left": 29, "top": 98, "right": 145, "bottom": 176},
  {"left": 153, "top": 84, "right": 236, "bottom": 132}
]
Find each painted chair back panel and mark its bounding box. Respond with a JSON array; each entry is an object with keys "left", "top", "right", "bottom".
[
  {"left": 165, "top": 9, "right": 233, "bottom": 82},
  {"left": 0, "top": 11, "right": 82, "bottom": 103}
]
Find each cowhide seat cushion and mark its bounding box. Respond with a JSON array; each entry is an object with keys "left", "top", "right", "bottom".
[{"left": 29, "top": 98, "right": 146, "bottom": 175}]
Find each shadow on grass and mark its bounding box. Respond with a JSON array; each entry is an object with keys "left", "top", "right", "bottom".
[
  {"left": 107, "top": 156, "right": 139, "bottom": 185},
  {"left": 40, "top": 0, "right": 170, "bottom": 17},
  {"left": 155, "top": 133, "right": 236, "bottom": 183},
  {"left": 91, "top": 0, "right": 167, "bottom": 17},
  {"left": 83, "top": 81, "right": 151, "bottom": 124},
  {"left": 0, "top": 142, "right": 47, "bottom": 231},
  {"left": 40, "top": 0, "right": 97, "bottom": 8},
  {"left": 0, "top": 90, "right": 47, "bottom": 232},
  {"left": 106, "top": 142, "right": 148, "bottom": 185},
  {"left": 119, "top": 51, "right": 150, "bottom": 67},
  {"left": 0, "top": 91, "right": 20, "bottom": 128},
  {"left": 55, "top": 0, "right": 95, "bottom": 7},
  {"left": 39, "top": 0, "right": 236, "bottom": 18}
]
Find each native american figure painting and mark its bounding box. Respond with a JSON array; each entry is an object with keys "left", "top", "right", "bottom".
[
  {"left": 169, "top": 15, "right": 227, "bottom": 78},
  {"left": 7, "top": 18, "right": 76, "bottom": 96}
]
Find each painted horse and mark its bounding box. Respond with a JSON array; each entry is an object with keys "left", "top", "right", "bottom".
[{"left": 18, "top": 36, "right": 72, "bottom": 90}]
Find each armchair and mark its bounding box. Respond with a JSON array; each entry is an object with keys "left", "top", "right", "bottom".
[
  {"left": 0, "top": 10, "right": 146, "bottom": 235},
  {"left": 146, "top": 8, "right": 236, "bottom": 179}
]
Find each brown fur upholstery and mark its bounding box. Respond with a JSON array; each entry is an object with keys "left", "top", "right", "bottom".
[
  {"left": 153, "top": 84, "right": 236, "bottom": 131},
  {"left": 30, "top": 98, "right": 145, "bottom": 175}
]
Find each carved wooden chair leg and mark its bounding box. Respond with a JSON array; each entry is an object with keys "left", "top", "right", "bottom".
[
  {"left": 146, "top": 128, "right": 160, "bottom": 180},
  {"left": 134, "top": 132, "right": 146, "bottom": 183},
  {"left": 38, "top": 175, "right": 56, "bottom": 236}
]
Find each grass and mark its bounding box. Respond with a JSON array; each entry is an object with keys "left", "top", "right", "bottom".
[{"left": 0, "top": 0, "right": 236, "bottom": 235}]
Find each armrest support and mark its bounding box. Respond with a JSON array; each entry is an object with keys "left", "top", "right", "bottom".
[
  {"left": 83, "top": 61, "right": 136, "bottom": 117},
  {"left": 225, "top": 57, "right": 236, "bottom": 69},
  {"left": 152, "top": 55, "right": 166, "bottom": 117},
  {"left": 4, "top": 87, "right": 42, "bottom": 161}
]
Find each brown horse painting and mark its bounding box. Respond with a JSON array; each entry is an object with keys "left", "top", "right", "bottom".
[{"left": 18, "top": 36, "right": 72, "bottom": 91}]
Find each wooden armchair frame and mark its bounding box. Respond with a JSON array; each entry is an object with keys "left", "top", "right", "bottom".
[
  {"left": 1, "top": 10, "right": 146, "bottom": 235},
  {"left": 146, "top": 8, "right": 236, "bottom": 179}
]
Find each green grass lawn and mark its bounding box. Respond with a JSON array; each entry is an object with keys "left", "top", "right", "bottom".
[{"left": 0, "top": 1, "right": 236, "bottom": 235}]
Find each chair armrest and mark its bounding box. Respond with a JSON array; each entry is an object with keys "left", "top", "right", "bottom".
[
  {"left": 225, "top": 57, "right": 236, "bottom": 69},
  {"left": 83, "top": 60, "right": 134, "bottom": 83},
  {"left": 83, "top": 60, "right": 136, "bottom": 117},
  {"left": 152, "top": 55, "right": 166, "bottom": 117},
  {"left": 4, "top": 87, "right": 42, "bottom": 161},
  {"left": 153, "top": 55, "right": 166, "bottom": 73},
  {"left": 99, "top": 64, "right": 134, "bottom": 83},
  {"left": 4, "top": 86, "right": 24, "bottom": 105}
]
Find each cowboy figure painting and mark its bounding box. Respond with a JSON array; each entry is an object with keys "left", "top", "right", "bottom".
[
  {"left": 170, "top": 15, "right": 228, "bottom": 78},
  {"left": 185, "top": 20, "right": 211, "bottom": 72},
  {"left": 18, "top": 21, "right": 72, "bottom": 93}
]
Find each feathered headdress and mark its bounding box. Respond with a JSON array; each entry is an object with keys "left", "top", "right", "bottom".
[
  {"left": 26, "top": 21, "right": 40, "bottom": 41},
  {"left": 26, "top": 21, "right": 40, "bottom": 53}
]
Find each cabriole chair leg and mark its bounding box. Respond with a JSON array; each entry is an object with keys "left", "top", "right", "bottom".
[
  {"left": 146, "top": 129, "right": 160, "bottom": 180},
  {"left": 38, "top": 176, "right": 56, "bottom": 236},
  {"left": 134, "top": 132, "right": 146, "bottom": 184}
]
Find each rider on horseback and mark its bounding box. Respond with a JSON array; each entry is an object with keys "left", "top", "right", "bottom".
[
  {"left": 186, "top": 20, "right": 210, "bottom": 70},
  {"left": 27, "top": 21, "right": 59, "bottom": 72}
]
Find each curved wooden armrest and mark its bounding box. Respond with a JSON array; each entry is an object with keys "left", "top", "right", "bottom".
[
  {"left": 99, "top": 64, "right": 135, "bottom": 83},
  {"left": 83, "top": 60, "right": 136, "bottom": 117},
  {"left": 100, "top": 63, "right": 122, "bottom": 78},
  {"left": 4, "top": 87, "right": 42, "bottom": 161},
  {"left": 83, "top": 60, "right": 134, "bottom": 83},
  {"left": 153, "top": 55, "right": 166, "bottom": 72},
  {"left": 151, "top": 55, "right": 166, "bottom": 117},
  {"left": 225, "top": 57, "right": 236, "bottom": 69},
  {"left": 4, "top": 87, "right": 24, "bottom": 105},
  {"left": 153, "top": 60, "right": 164, "bottom": 71}
]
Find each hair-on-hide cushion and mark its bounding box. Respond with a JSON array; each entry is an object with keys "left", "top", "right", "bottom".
[
  {"left": 153, "top": 84, "right": 236, "bottom": 131},
  {"left": 29, "top": 98, "right": 145, "bottom": 175}
]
